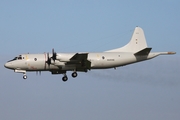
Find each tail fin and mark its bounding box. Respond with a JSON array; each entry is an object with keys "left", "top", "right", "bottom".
[{"left": 106, "top": 27, "right": 148, "bottom": 53}]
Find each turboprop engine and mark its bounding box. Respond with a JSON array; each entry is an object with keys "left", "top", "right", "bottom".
[
  {"left": 49, "top": 49, "right": 75, "bottom": 62},
  {"left": 56, "top": 53, "right": 75, "bottom": 62}
]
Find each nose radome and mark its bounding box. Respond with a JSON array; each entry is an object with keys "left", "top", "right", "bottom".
[
  {"left": 4, "top": 63, "right": 8, "bottom": 68},
  {"left": 4, "top": 62, "right": 12, "bottom": 69}
]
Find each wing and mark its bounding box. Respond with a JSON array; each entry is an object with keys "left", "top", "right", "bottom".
[
  {"left": 50, "top": 53, "right": 91, "bottom": 74},
  {"left": 66, "top": 53, "right": 91, "bottom": 72},
  {"left": 70, "top": 53, "right": 88, "bottom": 61}
]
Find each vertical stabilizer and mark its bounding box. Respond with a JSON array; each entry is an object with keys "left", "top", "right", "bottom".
[{"left": 106, "top": 27, "right": 148, "bottom": 53}]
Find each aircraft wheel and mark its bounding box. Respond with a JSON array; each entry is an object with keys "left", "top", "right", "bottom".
[
  {"left": 23, "top": 75, "right": 27, "bottom": 79},
  {"left": 62, "top": 76, "right": 68, "bottom": 82},
  {"left": 72, "top": 72, "right": 78, "bottom": 78}
]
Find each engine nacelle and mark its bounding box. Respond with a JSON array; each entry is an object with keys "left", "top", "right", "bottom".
[
  {"left": 56, "top": 53, "right": 75, "bottom": 62},
  {"left": 52, "top": 60, "right": 65, "bottom": 66}
]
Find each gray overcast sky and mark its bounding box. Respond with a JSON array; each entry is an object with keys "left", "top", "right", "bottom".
[{"left": 0, "top": 0, "right": 180, "bottom": 120}]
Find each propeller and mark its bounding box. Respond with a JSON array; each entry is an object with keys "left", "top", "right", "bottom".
[
  {"left": 51, "top": 48, "right": 57, "bottom": 62},
  {"left": 45, "top": 52, "right": 51, "bottom": 68},
  {"left": 44, "top": 49, "right": 57, "bottom": 69}
]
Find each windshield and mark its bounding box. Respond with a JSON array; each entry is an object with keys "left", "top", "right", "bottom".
[{"left": 8, "top": 55, "right": 23, "bottom": 62}]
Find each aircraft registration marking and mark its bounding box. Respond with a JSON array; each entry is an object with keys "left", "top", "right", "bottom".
[{"left": 107, "top": 59, "right": 115, "bottom": 61}]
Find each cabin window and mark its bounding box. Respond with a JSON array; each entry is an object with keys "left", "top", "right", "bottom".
[
  {"left": 34, "top": 58, "right": 37, "bottom": 61},
  {"left": 102, "top": 56, "right": 105, "bottom": 59}
]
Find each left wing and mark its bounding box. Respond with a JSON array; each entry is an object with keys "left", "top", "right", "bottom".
[
  {"left": 70, "top": 53, "right": 88, "bottom": 61},
  {"left": 66, "top": 53, "right": 91, "bottom": 72}
]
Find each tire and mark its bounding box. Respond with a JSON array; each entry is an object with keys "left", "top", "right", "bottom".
[
  {"left": 62, "top": 76, "right": 68, "bottom": 82},
  {"left": 23, "top": 75, "right": 27, "bottom": 79},
  {"left": 72, "top": 72, "right": 77, "bottom": 78}
]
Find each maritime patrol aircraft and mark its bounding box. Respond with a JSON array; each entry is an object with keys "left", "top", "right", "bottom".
[{"left": 4, "top": 27, "right": 176, "bottom": 81}]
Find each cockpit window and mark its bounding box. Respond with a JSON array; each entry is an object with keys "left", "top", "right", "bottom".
[
  {"left": 8, "top": 55, "right": 23, "bottom": 62},
  {"left": 13, "top": 57, "right": 18, "bottom": 60},
  {"left": 17, "top": 55, "right": 22, "bottom": 60},
  {"left": 18, "top": 56, "right": 22, "bottom": 60}
]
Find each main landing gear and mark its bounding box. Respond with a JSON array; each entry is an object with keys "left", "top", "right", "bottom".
[
  {"left": 62, "top": 74, "right": 68, "bottom": 82},
  {"left": 62, "top": 72, "right": 78, "bottom": 82},
  {"left": 72, "top": 72, "right": 78, "bottom": 78}
]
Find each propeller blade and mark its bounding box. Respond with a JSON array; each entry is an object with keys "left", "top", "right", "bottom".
[
  {"left": 44, "top": 53, "right": 47, "bottom": 70},
  {"left": 45, "top": 53, "right": 51, "bottom": 68},
  {"left": 51, "top": 48, "right": 57, "bottom": 62},
  {"left": 52, "top": 48, "right": 54, "bottom": 54}
]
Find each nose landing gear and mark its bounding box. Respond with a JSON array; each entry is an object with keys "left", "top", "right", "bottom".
[
  {"left": 23, "top": 74, "right": 27, "bottom": 79},
  {"left": 14, "top": 69, "right": 27, "bottom": 80}
]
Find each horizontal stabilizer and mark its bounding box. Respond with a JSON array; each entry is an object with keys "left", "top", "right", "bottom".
[{"left": 134, "top": 48, "right": 152, "bottom": 55}]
